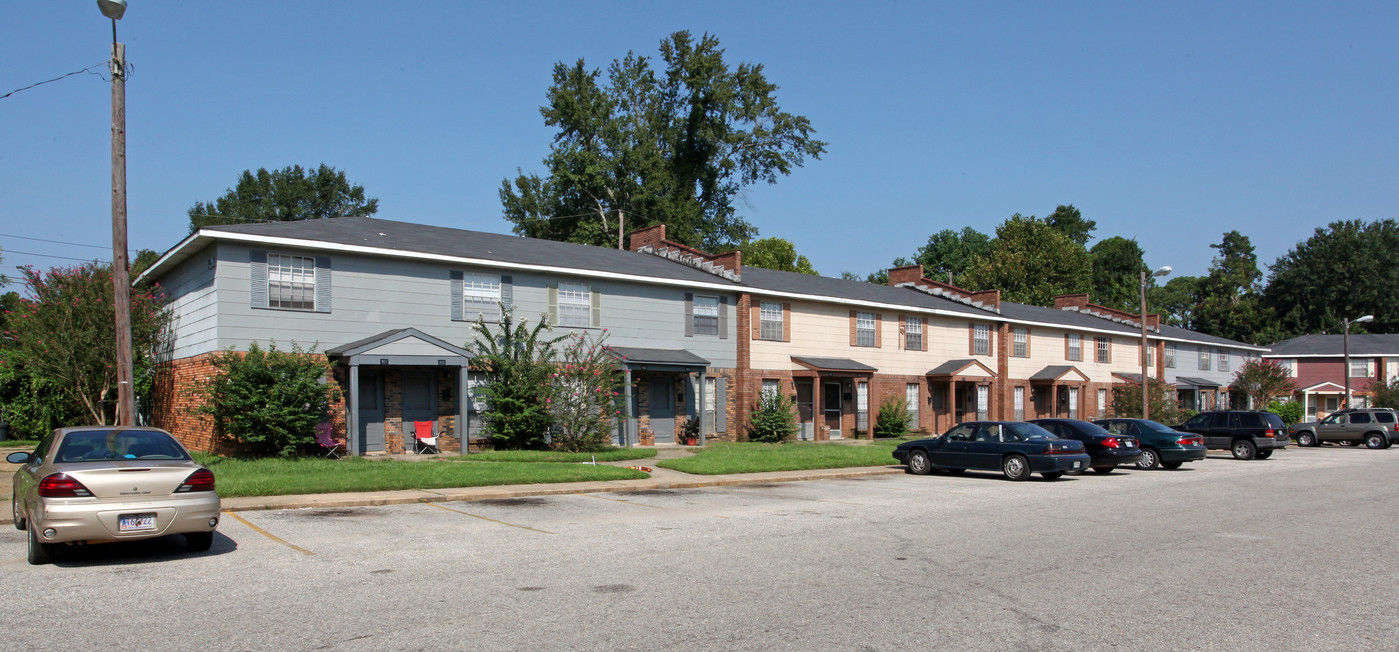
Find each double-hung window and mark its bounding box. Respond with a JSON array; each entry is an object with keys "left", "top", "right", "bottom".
[
  {"left": 1198, "top": 347, "right": 1211, "bottom": 371},
  {"left": 557, "top": 282, "right": 591, "bottom": 328},
  {"left": 855, "top": 312, "right": 876, "bottom": 347},
  {"left": 904, "top": 316, "right": 924, "bottom": 351},
  {"left": 972, "top": 323, "right": 990, "bottom": 356},
  {"left": 1217, "top": 349, "right": 1230, "bottom": 373},
  {"left": 1066, "top": 334, "right": 1083, "bottom": 362},
  {"left": 693, "top": 295, "right": 720, "bottom": 336},
  {"left": 704, "top": 377, "right": 717, "bottom": 431},
  {"left": 1012, "top": 327, "right": 1028, "bottom": 357},
  {"left": 761, "top": 379, "right": 780, "bottom": 399},
  {"left": 759, "top": 301, "right": 783, "bottom": 340},
  {"left": 1095, "top": 337, "right": 1111, "bottom": 363},
  {"left": 268, "top": 254, "right": 315, "bottom": 310},
  {"left": 1351, "top": 358, "right": 1371, "bottom": 378},
  {"left": 462, "top": 273, "right": 501, "bottom": 322},
  {"left": 1165, "top": 343, "right": 1177, "bottom": 368}
]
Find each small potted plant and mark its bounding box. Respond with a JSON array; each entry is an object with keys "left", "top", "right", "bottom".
[{"left": 680, "top": 418, "right": 700, "bottom": 446}]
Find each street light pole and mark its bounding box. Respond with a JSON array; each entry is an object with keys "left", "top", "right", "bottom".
[
  {"left": 1141, "top": 266, "right": 1171, "bottom": 420},
  {"left": 100, "top": 0, "right": 133, "bottom": 426},
  {"left": 1343, "top": 314, "right": 1374, "bottom": 410}
]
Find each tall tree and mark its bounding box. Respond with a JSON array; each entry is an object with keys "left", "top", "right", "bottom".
[
  {"left": 1149, "top": 276, "right": 1202, "bottom": 328},
  {"left": 1045, "top": 204, "right": 1096, "bottom": 247},
  {"left": 188, "top": 164, "right": 378, "bottom": 233},
  {"left": 1089, "top": 236, "right": 1148, "bottom": 312},
  {"left": 1230, "top": 358, "right": 1296, "bottom": 407},
  {"left": 500, "top": 31, "right": 827, "bottom": 250},
  {"left": 913, "top": 227, "right": 991, "bottom": 286},
  {"left": 961, "top": 214, "right": 1092, "bottom": 306},
  {"left": 1264, "top": 219, "right": 1399, "bottom": 338},
  {"left": 1193, "top": 231, "right": 1273, "bottom": 343},
  {"left": 739, "top": 237, "right": 818, "bottom": 275}
]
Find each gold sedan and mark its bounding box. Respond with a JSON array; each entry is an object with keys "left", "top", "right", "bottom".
[{"left": 9, "top": 426, "right": 221, "bottom": 565}]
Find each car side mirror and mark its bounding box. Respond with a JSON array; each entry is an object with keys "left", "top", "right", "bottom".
[{"left": 6, "top": 451, "right": 32, "bottom": 464}]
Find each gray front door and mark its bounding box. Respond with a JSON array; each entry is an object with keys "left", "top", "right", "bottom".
[
  {"left": 358, "top": 370, "right": 385, "bottom": 453},
  {"left": 649, "top": 378, "right": 675, "bottom": 443},
  {"left": 403, "top": 371, "right": 437, "bottom": 435}
]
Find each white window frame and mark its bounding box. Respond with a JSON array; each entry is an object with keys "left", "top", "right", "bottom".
[
  {"left": 462, "top": 272, "right": 501, "bottom": 322},
  {"left": 905, "top": 316, "right": 924, "bottom": 351},
  {"left": 557, "top": 282, "right": 591, "bottom": 328},
  {"left": 1351, "top": 358, "right": 1371, "bottom": 378},
  {"left": 1198, "top": 347, "right": 1211, "bottom": 371},
  {"left": 1012, "top": 327, "right": 1028, "bottom": 357},
  {"left": 856, "top": 312, "right": 876, "bottom": 347},
  {"left": 759, "top": 301, "right": 783, "bottom": 341},
  {"left": 1280, "top": 358, "right": 1295, "bottom": 377},
  {"left": 1013, "top": 386, "right": 1025, "bottom": 421},
  {"left": 1068, "top": 387, "right": 1079, "bottom": 419},
  {"left": 704, "top": 377, "right": 717, "bottom": 433},
  {"left": 1098, "top": 388, "right": 1107, "bottom": 418},
  {"left": 973, "top": 323, "right": 991, "bottom": 356},
  {"left": 268, "top": 253, "right": 315, "bottom": 310},
  {"left": 1067, "top": 334, "right": 1082, "bottom": 362},
  {"left": 1096, "top": 337, "right": 1110, "bottom": 363},
  {"left": 856, "top": 381, "right": 870, "bottom": 431},
  {"left": 1165, "top": 343, "right": 1176, "bottom": 369},
  {"left": 906, "top": 383, "right": 920, "bottom": 429},
  {"left": 692, "top": 295, "right": 720, "bottom": 336},
  {"left": 761, "top": 379, "right": 780, "bottom": 399},
  {"left": 1217, "top": 349, "right": 1230, "bottom": 373}
]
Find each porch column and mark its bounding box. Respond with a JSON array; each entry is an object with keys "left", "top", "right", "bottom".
[
  {"left": 624, "top": 367, "right": 634, "bottom": 447},
  {"left": 457, "top": 366, "right": 468, "bottom": 454},
  {"left": 698, "top": 370, "right": 708, "bottom": 446},
  {"left": 814, "top": 376, "right": 824, "bottom": 440},
  {"left": 347, "top": 363, "right": 361, "bottom": 456},
  {"left": 950, "top": 380, "right": 958, "bottom": 424}
]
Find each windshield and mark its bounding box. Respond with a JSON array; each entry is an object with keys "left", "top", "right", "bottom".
[
  {"left": 1006, "top": 422, "right": 1056, "bottom": 440},
  {"left": 55, "top": 429, "right": 191, "bottom": 463},
  {"left": 1138, "top": 420, "right": 1175, "bottom": 433}
]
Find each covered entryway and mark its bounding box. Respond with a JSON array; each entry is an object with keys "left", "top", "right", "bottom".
[
  {"left": 1029, "top": 366, "right": 1089, "bottom": 419},
  {"left": 791, "top": 356, "right": 877, "bottom": 440},
  {"left": 327, "top": 328, "right": 473, "bottom": 456},
  {"left": 1173, "top": 376, "right": 1222, "bottom": 413},
  {"left": 610, "top": 347, "right": 717, "bottom": 446},
  {"left": 926, "top": 359, "right": 997, "bottom": 432},
  {"left": 1297, "top": 381, "right": 1347, "bottom": 420}
]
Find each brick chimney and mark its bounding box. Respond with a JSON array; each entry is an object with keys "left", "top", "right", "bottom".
[
  {"left": 627, "top": 224, "right": 667, "bottom": 252},
  {"left": 886, "top": 264, "right": 924, "bottom": 286},
  {"left": 710, "top": 250, "right": 742, "bottom": 276},
  {"left": 970, "top": 289, "right": 1001, "bottom": 311},
  {"left": 1053, "top": 294, "right": 1091, "bottom": 311}
]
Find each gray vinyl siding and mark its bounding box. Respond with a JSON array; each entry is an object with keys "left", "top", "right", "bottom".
[
  {"left": 159, "top": 248, "right": 219, "bottom": 360},
  {"left": 1162, "top": 345, "right": 1257, "bottom": 388},
  {"left": 201, "top": 243, "right": 738, "bottom": 367}
]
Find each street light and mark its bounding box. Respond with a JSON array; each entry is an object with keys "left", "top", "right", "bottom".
[
  {"left": 1141, "top": 266, "right": 1171, "bottom": 420},
  {"left": 99, "top": 0, "right": 134, "bottom": 426},
  {"left": 1343, "top": 314, "right": 1373, "bottom": 410}
]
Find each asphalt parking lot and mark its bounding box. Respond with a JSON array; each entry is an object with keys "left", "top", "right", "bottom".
[{"left": 2, "top": 445, "right": 1396, "bottom": 651}]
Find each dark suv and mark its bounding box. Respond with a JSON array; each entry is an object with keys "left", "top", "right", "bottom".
[
  {"left": 1289, "top": 408, "right": 1398, "bottom": 449},
  {"left": 1174, "top": 411, "right": 1288, "bottom": 460}
]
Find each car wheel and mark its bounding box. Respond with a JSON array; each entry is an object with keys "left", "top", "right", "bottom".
[
  {"left": 1365, "top": 434, "right": 1386, "bottom": 449},
  {"left": 12, "top": 496, "right": 25, "bottom": 531},
  {"left": 1002, "top": 454, "right": 1030, "bottom": 481},
  {"left": 907, "top": 450, "right": 932, "bottom": 475},
  {"left": 1232, "top": 439, "right": 1257, "bottom": 460},
  {"left": 1136, "top": 448, "right": 1161, "bottom": 470},
  {"left": 1040, "top": 471, "right": 1063, "bottom": 480},
  {"left": 1091, "top": 466, "right": 1115, "bottom": 474},
  {"left": 185, "top": 531, "right": 214, "bottom": 552},
  {"left": 1296, "top": 432, "right": 1316, "bottom": 447},
  {"left": 26, "top": 525, "right": 55, "bottom": 565},
  {"left": 1161, "top": 461, "right": 1184, "bottom": 470},
  {"left": 944, "top": 468, "right": 966, "bottom": 475}
]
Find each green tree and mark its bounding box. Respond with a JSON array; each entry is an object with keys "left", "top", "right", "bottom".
[
  {"left": 196, "top": 341, "right": 335, "bottom": 457},
  {"left": 1045, "top": 204, "right": 1096, "bottom": 247},
  {"left": 1264, "top": 219, "right": 1399, "bottom": 338},
  {"left": 0, "top": 347, "right": 83, "bottom": 440},
  {"left": 1111, "top": 378, "right": 1188, "bottom": 424},
  {"left": 1149, "top": 275, "right": 1202, "bottom": 328},
  {"left": 6, "top": 263, "right": 168, "bottom": 424},
  {"left": 1230, "top": 358, "right": 1296, "bottom": 407},
  {"left": 500, "top": 31, "right": 827, "bottom": 250},
  {"left": 546, "top": 330, "right": 625, "bottom": 452},
  {"left": 1366, "top": 376, "right": 1399, "bottom": 410},
  {"left": 188, "top": 164, "right": 378, "bottom": 233},
  {"left": 739, "top": 237, "right": 818, "bottom": 275},
  {"left": 469, "top": 306, "right": 563, "bottom": 450},
  {"left": 1193, "top": 231, "right": 1274, "bottom": 344},
  {"left": 913, "top": 227, "right": 992, "bottom": 286},
  {"left": 961, "top": 214, "right": 1092, "bottom": 306},
  {"left": 1089, "top": 236, "right": 1148, "bottom": 312},
  {"left": 746, "top": 390, "right": 798, "bottom": 443}
]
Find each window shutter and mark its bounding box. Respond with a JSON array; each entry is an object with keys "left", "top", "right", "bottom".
[
  {"left": 718, "top": 296, "right": 728, "bottom": 339},
  {"left": 716, "top": 378, "right": 727, "bottom": 432},
  {"left": 850, "top": 310, "right": 858, "bottom": 347},
  {"left": 314, "top": 257, "right": 332, "bottom": 313},
  {"left": 685, "top": 376, "right": 695, "bottom": 420},
  {"left": 1064, "top": 334, "right": 1071, "bottom": 359},
  {"left": 546, "top": 284, "right": 558, "bottom": 326},
  {"left": 783, "top": 303, "right": 791, "bottom": 342},
  {"left": 684, "top": 293, "right": 694, "bottom": 337},
  {"left": 874, "top": 313, "right": 882, "bottom": 348},
  {"left": 969, "top": 323, "right": 976, "bottom": 356},
  {"left": 500, "top": 275, "right": 513, "bottom": 310},
  {"left": 899, "top": 316, "right": 907, "bottom": 349},
  {"left": 249, "top": 250, "right": 268, "bottom": 308},
  {"left": 590, "top": 289, "right": 601, "bottom": 328},
  {"left": 750, "top": 302, "right": 761, "bottom": 340},
  {"left": 450, "top": 271, "right": 464, "bottom": 321},
  {"left": 922, "top": 318, "right": 929, "bottom": 352}
]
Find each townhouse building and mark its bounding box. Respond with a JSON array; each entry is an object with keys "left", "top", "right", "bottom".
[{"left": 1263, "top": 333, "right": 1399, "bottom": 419}]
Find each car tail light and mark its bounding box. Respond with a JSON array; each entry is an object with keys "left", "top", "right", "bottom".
[
  {"left": 176, "top": 468, "right": 216, "bottom": 493},
  {"left": 1102, "top": 437, "right": 1121, "bottom": 449},
  {"left": 1262, "top": 428, "right": 1276, "bottom": 438},
  {"left": 38, "top": 473, "right": 93, "bottom": 497},
  {"left": 1178, "top": 436, "right": 1203, "bottom": 447},
  {"left": 1043, "top": 442, "right": 1078, "bottom": 454}
]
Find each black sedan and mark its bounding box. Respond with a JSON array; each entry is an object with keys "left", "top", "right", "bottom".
[
  {"left": 892, "top": 421, "right": 1090, "bottom": 481},
  {"left": 1029, "top": 419, "right": 1143, "bottom": 474},
  {"left": 1094, "top": 418, "right": 1207, "bottom": 470}
]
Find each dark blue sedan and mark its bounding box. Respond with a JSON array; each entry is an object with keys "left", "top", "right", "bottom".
[{"left": 892, "top": 421, "right": 1091, "bottom": 481}]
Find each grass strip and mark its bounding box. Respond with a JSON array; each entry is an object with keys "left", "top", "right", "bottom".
[
  {"left": 459, "top": 448, "right": 657, "bottom": 463},
  {"left": 192, "top": 454, "right": 647, "bottom": 498},
  {"left": 657, "top": 441, "right": 901, "bottom": 475}
]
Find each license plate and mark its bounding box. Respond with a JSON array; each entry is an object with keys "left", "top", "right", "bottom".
[
  {"left": 119, "top": 513, "right": 156, "bottom": 532},
  {"left": 1072, "top": 460, "right": 1083, "bottom": 469}
]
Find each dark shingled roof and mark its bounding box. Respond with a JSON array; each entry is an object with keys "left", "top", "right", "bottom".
[
  {"left": 325, "top": 327, "right": 471, "bottom": 358},
  {"left": 792, "top": 356, "right": 878, "bottom": 372},
  {"left": 1265, "top": 333, "right": 1399, "bottom": 356},
  {"left": 1029, "top": 365, "right": 1086, "bottom": 381},
  {"left": 1173, "top": 376, "right": 1221, "bottom": 388},
  {"left": 610, "top": 347, "right": 710, "bottom": 367},
  {"left": 926, "top": 359, "right": 995, "bottom": 377}
]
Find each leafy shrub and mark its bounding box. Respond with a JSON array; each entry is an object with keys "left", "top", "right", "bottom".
[
  {"left": 469, "top": 307, "right": 560, "bottom": 450},
  {"left": 0, "top": 348, "right": 82, "bottom": 440},
  {"left": 197, "top": 341, "right": 334, "bottom": 457},
  {"left": 545, "top": 331, "right": 624, "bottom": 452},
  {"left": 873, "top": 396, "right": 909, "bottom": 439},
  {"left": 1266, "top": 399, "right": 1305, "bottom": 425},
  {"left": 747, "top": 391, "right": 797, "bottom": 443},
  {"left": 1367, "top": 375, "right": 1399, "bottom": 410}
]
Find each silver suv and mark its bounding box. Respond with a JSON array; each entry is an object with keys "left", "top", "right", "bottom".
[{"left": 1289, "top": 408, "right": 1398, "bottom": 449}]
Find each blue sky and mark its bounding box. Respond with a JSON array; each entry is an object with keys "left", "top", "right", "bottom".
[{"left": 2, "top": 1, "right": 1396, "bottom": 286}]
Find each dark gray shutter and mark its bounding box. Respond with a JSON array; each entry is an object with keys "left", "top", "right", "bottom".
[
  {"left": 718, "top": 296, "right": 729, "bottom": 339},
  {"left": 450, "top": 271, "right": 464, "bottom": 321},
  {"left": 685, "top": 376, "right": 695, "bottom": 420},
  {"left": 500, "top": 275, "right": 513, "bottom": 311},
  {"left": 249, "top": 249, "right": 268, "bottom": 308},
  {"left": 314, "top": 256, "right": 332, "bottom": 313},
  {"left": 716, "top": 377, "right": 727, "bottom": 432},
  {"left": 684, "top": 292, "right": 694, "bottom": 337}
]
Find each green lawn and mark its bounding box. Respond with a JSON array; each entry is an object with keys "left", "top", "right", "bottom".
[
  {"left": 657, "top": 441, "right": 902, "bottom": 475},
  {"left": 0, "top": 440, "right": 37, "bottom": 450},
  {"left": 458, "top": 448, "right": 657, "bottom": 463},
  {"left": 192, "top": 454, "right": 648, "bottom": 498}
]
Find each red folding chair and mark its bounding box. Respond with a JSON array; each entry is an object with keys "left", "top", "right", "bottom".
[
  {"left": 413, "top": 420, "right": 440, "bottom": 454},
  {"left": 314, "top": 422, "right": 341, "bottom": 459}
]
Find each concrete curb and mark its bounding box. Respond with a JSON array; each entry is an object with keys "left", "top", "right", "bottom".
[{"left": 1, "top": 465, "right": 906, "bottom": 523}]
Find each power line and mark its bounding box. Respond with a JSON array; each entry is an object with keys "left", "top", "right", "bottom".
[
  {"left": 1, "top": 249, "right": 107, "bottom": 263},
  {"left": 0, "top": 233, "right": 109, "bottom": 250},
  {"left": 0, "top": 61, "right": 108, "bottom": 100}
]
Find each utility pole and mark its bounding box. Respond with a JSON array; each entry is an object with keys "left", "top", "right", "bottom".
[
  {"left": 617, "top": 209, "right": 625, "bottom": 249},
  {"left": 108, "top": 20, "right": 134, "bottom": 426}
]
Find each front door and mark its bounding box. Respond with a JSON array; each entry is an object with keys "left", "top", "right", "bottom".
[
  {"left": 648, "top": 378, "right": 675, "bottom": 443},
  {"left": 823, "top": 382, "right": 843, "bottom": 438},
  {"left": 402, "top": 371, "right": 437, "bottom": 445},
  {"left": 358, "top": 370, "right": 385, "bottom": 453},
  {"left": 795, "top": 380, "right": 814, "bottom": 440}
]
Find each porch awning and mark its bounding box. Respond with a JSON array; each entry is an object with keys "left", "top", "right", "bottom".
[
  {"left": 326, "top": 328, "right": 472, "bottom": 366},
  {"left": 1299, "top": 381, "right": 1345, "bottom": 393},
  {"left": 610, "top": 347, "right": 710, "bottom": 372},
  {"left": 791, "top": 356, "right": 877, "bottom": 375},
  {"left": 926, "top": 359, "right": 997, "bottom": 380},
  {"left": 1174, "top": 376, "right": 1220, "bottom": 389},
  {"left": 1029, "top": 365, "right": 1090, "bottom": 384}
]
